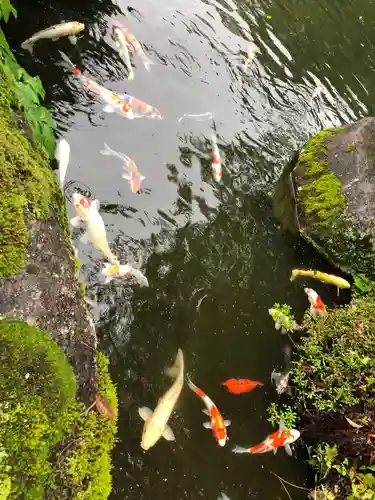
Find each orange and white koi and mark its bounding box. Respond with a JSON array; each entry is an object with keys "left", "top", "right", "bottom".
[
  {"left": 186, "top": 375, "right": 230, "bottom": 447},
  {"left": 211, "top": 133, "right": 222, "bottom": 183},
  {"left": 100, "top": 143, "right": 145, "bottom": 193},
  {"left": 304, "top": 287, "right": 327, "bottom": 318},
  {"left": 59, "top": 51, "right": 132, "bottom": 117},
  {"left": 111, "top": 21, "right": 154, "bottom": 71},
  {"left": 233, "top": 421, "right": 300, "bottom": 456},
  {"left": 116, "top": 92, "right": 162, "bottom": 120}
]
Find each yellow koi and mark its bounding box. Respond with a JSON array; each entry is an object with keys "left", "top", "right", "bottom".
[{"left": 290, "top": 269, "right": 350, "bottom": 289}]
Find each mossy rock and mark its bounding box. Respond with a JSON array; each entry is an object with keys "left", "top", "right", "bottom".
[
  {"left": 273, "top": 119, "right": 375, "bottom": 278},
  {"left": 0, "top": 319, "right": 77, "bottom": 498}
]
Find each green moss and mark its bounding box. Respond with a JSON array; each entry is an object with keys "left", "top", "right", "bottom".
[
  {"left": 0, "top": 319, "right": 77, "bottom": 499},
  {"left": 58, "top": 352, "right": 118, "bottom": 500},
  {"left": 0, "top": 70, "right": 69, "bottom": 277},
  {"left": 296, "top": 127, "right": 347, "bottom": 230},
  {"left": 299, "top": 126, "right": 343, "bottom": 177}
]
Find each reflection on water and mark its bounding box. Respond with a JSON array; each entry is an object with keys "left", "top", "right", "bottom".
[{"left": 3, "top": 0, "right": 372, "bottom": 497}]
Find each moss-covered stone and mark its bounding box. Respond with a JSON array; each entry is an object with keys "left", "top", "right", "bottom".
[
  {"left": 0, "top": 319, "right": 77, "bottom": 498},
  {"left": 0, "top": 72, "right": 68, "bottom": 277},
  {"left": 274, "top": 119, "right": 375, "bottom": 278}
]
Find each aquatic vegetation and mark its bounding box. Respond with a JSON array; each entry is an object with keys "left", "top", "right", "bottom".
[
  {"left": 308, "top": 443, "right": 348, "bottom": 482},
  {"left": 268, "top": 302, "right": 298, "bottom": 333},
  {"left": 267, "top": 402, "right": 297, "bottom": 430}
]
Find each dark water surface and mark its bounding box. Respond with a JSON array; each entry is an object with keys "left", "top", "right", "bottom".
[{"left": 4, "top": 0, "right": 373, "bottom": 498}]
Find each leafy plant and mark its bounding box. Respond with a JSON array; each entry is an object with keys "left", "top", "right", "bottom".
[
  {"left": 0, "top": 0, "right": 16, "bottom": 23},
  {"left": 349, "top": 467, "right": 375, "bottom": 499},
  {"left": 267, "top": 402, "right": 297, "bottom": 429},
  {"left": 353, "top": 274, "right": 375, "bottom": 296},
  {"left": 308, "top": 443, "right": 348, "bottom": 482},
  {"left": 268, "top": 303, "right": 299, "bottom": 333},
  {"left": 0, "top": 11, "right": 55, "bottom": 159}
]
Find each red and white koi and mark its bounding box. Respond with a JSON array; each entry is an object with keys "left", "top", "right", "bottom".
[
  {"left": 100, "top": 143, "right": 145, "bottom": 193},
  {"left": 304, "top": 287, "right": 327, "bottom": 318},
  {"left": 233, "top": 421, "right": 300, "bottom": 456},
  {"left": 211, "top": 133, "right": 223, "bottom": 183},
  {"left": 59, "top": 51, "right": 132, "bottom": 117},
  {"left": 186, "top": 375, "right": 230, "bottom": 447},
  {"left": 111, "top": 21, "right": 154, "bottom": 72}
]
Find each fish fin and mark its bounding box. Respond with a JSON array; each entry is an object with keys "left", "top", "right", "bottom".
[
  {"left": 122, "top": 173, "right": 131, "bottom": 180},
  {"left": 68, "top": 34, "right": 77, "bottom": 45},
  {"left": 80, "top": 231, "right": 90, "bottom": 244},
  {"left": 70, "top": 216, "right": 82, "bottom": 228},
  {"left": 162, "top": 424, "right": 175, "bottom": 441},
  {"left": 271, "top": 370, "right": 282, "bottom": 384},
  {"left": 143, "top": 57, "right": 154, "bottom": 71},
  {"left": 224, "top": 420, "right": 231, "bottom": 427},
  {"left": 140, "top": 175, "right": 146, "bottom": 181},
  {"left": 138, "top": 406, "right": 153, "bottom": 422},
  {"left": 202, "top": 421, "right": 212, "bottom": 429},
  {"left": 127, "top": 70, "right": 135, "bottom": 80},
  {"left": 284, "top": 443, "right": 293, "bottom": 456},
  {"left": 273, "top": 448, "right": 278, "bottom": 455},
  {"left": 104, "top": 275, "right": 113, "bottom": 285},
  {"left": 21, "top": 41, "right": 34, "bottom": 54},
  {"left": 92, "top": 199, "right": 100, "bottom": 211},
  {"left": 232, "top": 445, "right": 249, "bottom": 454},
  {"left": 202, "top": 409, "right": 210, "bottom": 416},
  {"left": 103, "top": 104, "right": 116, "bottom": 113},
  {"left": 164, "top": 349, "right": 184, "bottom": 378}
]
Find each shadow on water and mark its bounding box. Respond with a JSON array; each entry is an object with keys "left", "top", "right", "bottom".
[{"left": 2, "top": 0, "right": 371, "bottom": 497}]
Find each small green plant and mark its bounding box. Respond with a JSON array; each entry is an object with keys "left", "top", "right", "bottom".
[
  {"left": 268, "top": 303, "right": 298, "bottom": 333},
  {"left": 267, "top": 402, "right": 297, "bottom": 429},
  {"left": 308, "top": 443, "right": 348, "bottom": 483},
  {"left": 349, "top": 466, "right": 375, "bottom": 499},
  {"left": 0, "top": 0, "right": 16, "bottom": 22},
  {"left": 353, "top": 274, "right": 375, "bottom": 296}
]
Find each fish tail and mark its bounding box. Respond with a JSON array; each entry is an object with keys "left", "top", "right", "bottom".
[
  {"left": 165, "top": 349, "right": 184, "bottom": 379},
  {"left": 21, "top": 41, "right": 34, "bottom": 54},
  {"left": 185, "top": 374, "right": 197, "bottom": 392},
  {"left": 58, "top": 51, "right": 77, "bottom": 71},
  {"left": 232, "top": 445, "right": 250, "bottom": 454},
  {"left": 100, "top": 142, "right": 113, "bottom": 156}
]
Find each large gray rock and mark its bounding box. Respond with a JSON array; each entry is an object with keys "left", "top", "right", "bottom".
[{"left": 274, "top": 118, "right": 375, "bottom": 278}]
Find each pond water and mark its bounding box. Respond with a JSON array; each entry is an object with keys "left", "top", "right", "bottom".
[{"left": 3, "top": 0, "right": 373, "bottom": 498}]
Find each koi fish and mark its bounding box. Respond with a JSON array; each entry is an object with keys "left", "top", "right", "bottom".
[
  {"left": 290, "top": 269, "right": 350, "bottom": 289},
  {"left": 305, "top": 288, "right": 327, "bottom": 318},
  {"left": 186, "top": 375, "right": 230, "bottom": 446},
  {"left": 232, "top": 421, "right": 300, "bottom": 456},
  {"left": 70, "top": 192, "right": 119, "bottom": 265},
  {"left": 21, "top": 21, "right": 85, "bottom": 54},
  {"left": 218, "top": 494, "right": 231, "bottom": 500},
  {"left": 117, "top": 92, "right": 162, "bottom": 120},
  {"left": 222, "top": 378, "right": 263, "bottom": 395},
  {"left": 59, "top": 51, "right": 133, "bottom": 118},
  {"left": 54, "top": 138, "right": 70, "bottom": 186},
  {"left": 102, "top": 263, "right": 149, "bottom": 287},
  {"left": 100, "top": 143, "right": 145, "bottom": 193},
  {"left": 111, "top": 24, "right": 134, "bottom": 80},
  {"left": 139, "top": 349, "right": 184, "bottom": 450},
  {"left": 112, "top": 21, "right": 154, "bottom": 71},
  {"left": 211, "top": 133, "right": 222, "bottom": 183},
  {"left": 271, "top": 370, "right": 291, "bottom": 396}
]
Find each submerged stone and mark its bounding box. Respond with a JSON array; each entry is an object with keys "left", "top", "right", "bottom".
[{"left": 274, "top": 118, "right": 375, "bottom": 278}]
